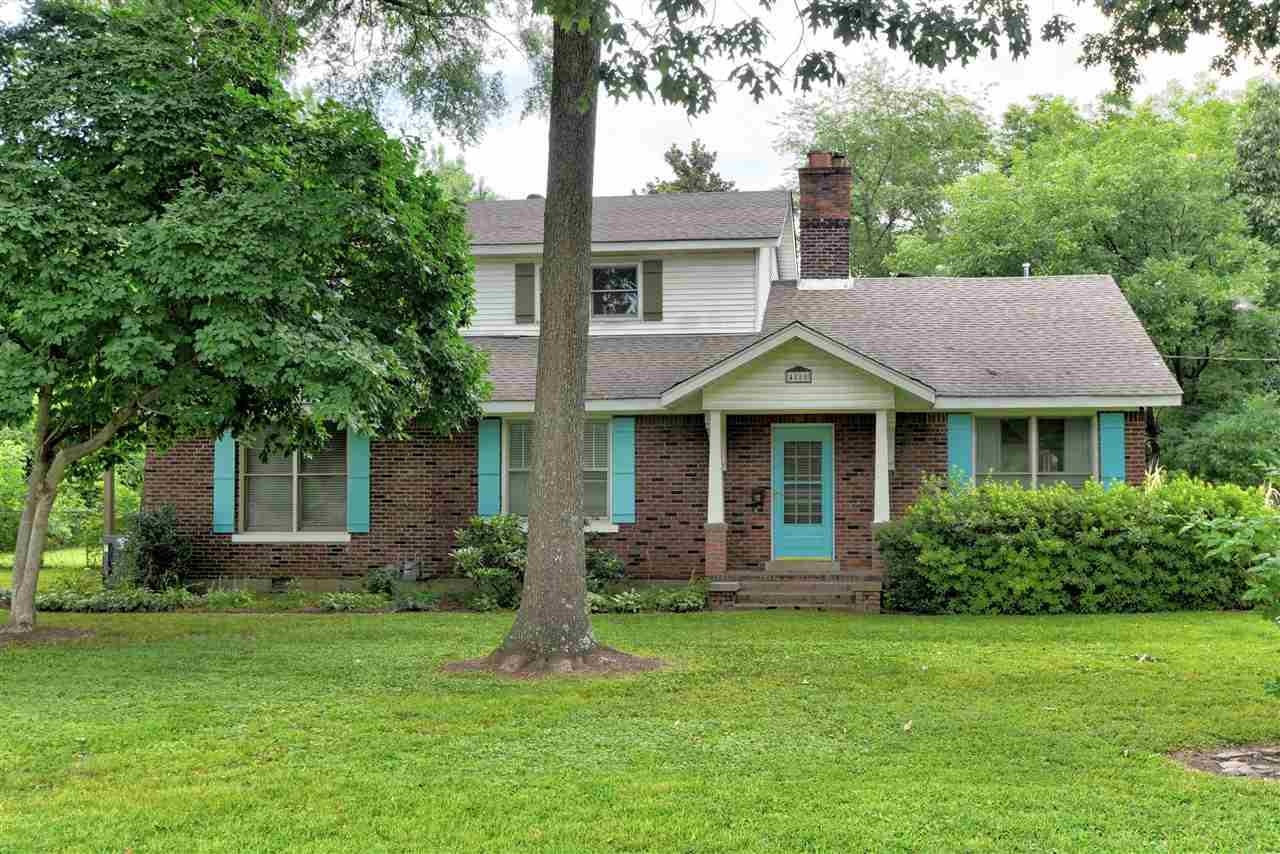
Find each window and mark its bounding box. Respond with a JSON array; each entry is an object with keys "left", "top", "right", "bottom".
[
  {"left": 241, "top": 432, "right": 347, "bottom": 532},
  {"left": 506, "top": 420, "right": 610, "bottom": 518},
  {"left": 976, "top": 416, "right": 1094, "bottom": 488},
  {"left": 591, "top": 265, "right": 639, "bottom": 318},
  {"left": 782, "top": 440, "right": 823, "bottom": 525}
]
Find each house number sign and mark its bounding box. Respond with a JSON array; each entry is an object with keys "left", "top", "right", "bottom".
[{"left": 784, "top": 366, "right": 813, "bottom": 384}]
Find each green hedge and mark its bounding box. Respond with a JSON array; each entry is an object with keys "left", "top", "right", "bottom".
[{"left": 876, "top": 475, "right": 1276, "bottom": 614}]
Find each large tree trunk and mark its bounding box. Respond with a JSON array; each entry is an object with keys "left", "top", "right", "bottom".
[
  {"left": 6, "top": 485, "right": 54, "bottom": 633},
  {"left": 446, "top": 19, "right": 658, "bottom": 676}
]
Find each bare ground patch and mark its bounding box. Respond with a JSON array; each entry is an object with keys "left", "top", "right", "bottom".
[
  {"left": 1170, "top": 745, "right": 1280, "bottom": 780},
  {"left": 443, "top": 645, "right": 664, "bottom": 679},
  {"left": 0, "top": 627, "right": 95, "bottom": 647}
]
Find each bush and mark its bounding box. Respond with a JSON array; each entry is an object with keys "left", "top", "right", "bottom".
[
  {"left": 363, "top": 566, "right": 400, "bottom": 597},
  {"left": 318, "top": 591, "right": 389, "bottom": 612},
  {"left": 35, "top": 586, "right": 196, "bottom": 612},
  {"left": 203, "top": 586, "right": 257, "bottom": 610},
  {"left": 113, "top": 505, "right": 193, "bottom": 590},
  {"left": 451, "top": 515, "right": 527, "bottom": 608},
  {"left": 588, "top": 583, "right": 707, "bottom": 614},
  {"left": 585, "top": 544, "right": 626, "bottom": 593},
  {"left": 876, "top": 475, "right": 1276, "bottom": 615},
  {"left": 392, "top": 589, "right": 441, "bottom": 612}
]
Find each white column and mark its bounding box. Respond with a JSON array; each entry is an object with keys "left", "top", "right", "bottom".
[
  {"left": 874, "top": 409, "right": 891, "bottom": 524},
  {"left": 706, "top": 410, "right": 725, "bottom": 524}
]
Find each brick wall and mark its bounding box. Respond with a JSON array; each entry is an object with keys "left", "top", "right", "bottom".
[
  {"left": 144, "top": 415, "right": 707, "bottom": 583},
  {"left": 890, "top": 412, "right": 948, "bottom": 517},
  {"left": 1125, "top": 410, "right": 1147, "bottom": 486},
  {"left": 798, "top": 152, "right": 851, "bottom": 279}
]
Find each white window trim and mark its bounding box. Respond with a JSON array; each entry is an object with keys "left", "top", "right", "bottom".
[
  {"left": 237, "top": 440, "right": 348, "bottom": 536},
  {"left": 972, "top": 415, "right": 1098, "bottom": 489},
  {"left": 590, "top": 262, "right": 642, "bottom": 321},
  {"left": 502, "top": 418, "right": 614, "bottom": 524}
]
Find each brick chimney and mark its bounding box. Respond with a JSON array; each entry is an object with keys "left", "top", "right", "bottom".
[{"left": 798, "top": 150, "right": 851, "bottom": 279}]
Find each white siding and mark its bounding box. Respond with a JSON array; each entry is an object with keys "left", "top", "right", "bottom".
[
  {"left": 464, "top": 250, "right": 759, "bottom": 336},
  {"left": 776, "top": 212, "right": 799, "bottom": 280},
  {"left": 701, "top": 340, "right": 894, "bottom": 410},
  {"left": 754, "top": 247, "right": 770, "bottom": 331}
]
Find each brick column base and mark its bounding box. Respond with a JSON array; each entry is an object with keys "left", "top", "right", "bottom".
[
  {"left": 704, "top": 522, "right": 727, "bottom": 577},
  {"left": 864, "top": 521, "right": 888, "bottom": 615}
]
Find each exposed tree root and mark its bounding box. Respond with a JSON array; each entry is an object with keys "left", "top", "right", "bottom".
[{"left": 443, "top": 644, "right": 663, "bottom": 679}]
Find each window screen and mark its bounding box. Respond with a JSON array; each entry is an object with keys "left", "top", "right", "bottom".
[
  {"left": 976, "top": 418, "right": 1031, "bottom": 487},
  {"left": 977, "top": 416, "right": 1094, "bottom": 489},
  {"left": 241, "top": 432, "right": 347, "bottom": 532},
  {"left": 506, "top": 420, "right": 610, "bottom": 518},
  {"left": 1037, "top": 417, "right": 1093, "bottom": 487},
  {"left": 591, "top": 266, "right": 639, "bottom": 317}
]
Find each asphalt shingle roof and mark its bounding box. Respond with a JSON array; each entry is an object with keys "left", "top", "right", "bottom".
[
  {"left": 467, "top": 191, "right": 793, "bottom": 246},
  {"left": 470, "top": 275, "right": 1181, "bottom": 402}
]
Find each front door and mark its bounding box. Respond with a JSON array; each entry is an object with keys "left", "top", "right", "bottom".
[{"left": 771, "top": 425, "right": 835, "bottom": 559}]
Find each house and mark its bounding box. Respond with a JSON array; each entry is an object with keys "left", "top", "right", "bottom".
[{"left": 143, "top": 151, "right": 1182, "bottom": 609}]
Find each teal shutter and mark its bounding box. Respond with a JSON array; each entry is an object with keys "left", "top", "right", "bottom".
[
  {"left": 946, "top": 414, "right": 974, "bottom": 484},
  {"left": 477, "top": 418, "right": 502, "bottom": 516},
  {"left": 347, "top": 432, "right": 371, "bottom": 533},
  {"left": 611, "top": 417, "right": 636, "bottom": 524},
  {"left": 1098, "top": 412, "right": 1125, "bottom": 489},
  {"left": 212, "top": 432, "right": 235, "bottom": 533}
]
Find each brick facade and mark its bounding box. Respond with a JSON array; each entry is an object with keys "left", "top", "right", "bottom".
[
  {"left": 1125, "top": 410, "right": 1148, "bottom": 486},
  {"left": 890, "top": 412, "right": 949, "bottom": 517}
]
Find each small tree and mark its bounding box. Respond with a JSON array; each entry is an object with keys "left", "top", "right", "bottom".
[
  {"left": 642, "top": 140, "right": 736, "bottom": 194},
  {"left": 0, "top": 0, "right": 486, "bottom": 633}
]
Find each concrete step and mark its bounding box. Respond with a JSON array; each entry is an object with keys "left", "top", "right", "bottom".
[
  {"left": 763, "top": 559, "right": 840, "bottom": 576},
  {"left": 732, "top": 602, "right": 867, "bottom": 612},
  {"left": 737, "top": 591, "right": 861, "bottom": 607},
  {"left": 736, "top": 580, "right": 879, "bottom": 595}
]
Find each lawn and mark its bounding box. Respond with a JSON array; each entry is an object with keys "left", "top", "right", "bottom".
[
  {"left": 2, "top": 610, "right": 1278, "bottom": 852},
  {"left": 0, "top": 546, "right": 97, "bottom": 591}
]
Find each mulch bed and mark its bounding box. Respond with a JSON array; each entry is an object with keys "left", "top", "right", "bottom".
[
  {"left": 0, "top": 628, "right": 96, "bottom": 647},
  {"left": 1170, "top": 745, "right": 1280, "bottom": 780}
]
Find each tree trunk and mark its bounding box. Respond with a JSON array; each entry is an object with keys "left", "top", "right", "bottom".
[
  {"left": 9, "top": 471, "right": 36, "bottom": 597},
  {"left": 6, "top": 485, "right": 54, "bottom": 634},
  {"left": 446, "top": 19, "right": 659, "bottom": 677}
]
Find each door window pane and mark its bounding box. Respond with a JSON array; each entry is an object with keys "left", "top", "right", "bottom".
[{"left": 783, "top": 440, "right": 823, "bottom": 525}]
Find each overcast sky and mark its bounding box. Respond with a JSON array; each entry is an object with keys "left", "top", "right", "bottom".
[{"left": 3, "top": 0, "right": 1267, "bottom": 198}]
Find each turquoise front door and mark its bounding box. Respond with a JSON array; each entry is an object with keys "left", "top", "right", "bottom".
[{"left": 772, "top": 425, "right": 835, "bottom": 559}]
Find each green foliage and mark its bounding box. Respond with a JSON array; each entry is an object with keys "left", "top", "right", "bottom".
[
  {"left": 588, "top": 583, "right": 707, "bottom": 613},
  {"left": 203, "top": 586, "right": 258, "bottom": 611},
  {"left": 877, "top": 476, "right": 1275, "bottom": 615},
  {"left": 584, "top": 544, "right": 625, "bottom": 593},
  {"left": 775, "top": 58, "right": 991, "bottom": 275},
  {"left": 113, "top": 506, "right": 193, "bottom": 591},
  {"left": 1234, "top": 80, "right": 1280, "bottom": 246},
  {"left": 34, "top": 586, "right": 196, "bottom": 613},
  {"left": 318, "top": 592, "right": 390, "bottom": 612},
  {"left": 422, "top": 144, "right": 497, "bottom": 201},
  {"left": 0, "top": 0, "right": 486, "bottom": 539},
  {"left": 1162, "top": 396, "right": 1280, "bottom": 486},
  {"left": 451, "top": 514, "right": 527, "bottom": 608},
  {"left": 363, "top": 567, "right": 401, "bottom": 598},
  {"left": 392, "top": 589, "right": 442, "bottom": 612},
  {"left": 642, "top": 140, "right": 736, "bottom": 194}
]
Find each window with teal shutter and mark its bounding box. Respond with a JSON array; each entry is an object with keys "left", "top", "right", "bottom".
[
  {"left": 477, "top": 419, "right": 502, "bottom": 516},
  {"left": 212, "top": 432, "right": 236, "bottom": 533},
  {"left": 1098, "top": 412, "right": 1126, "bottom": 489},
  {"left": 611, "top": 417, "right": 636, "bottom": 523},
  {"left": 947, "top": 414, "right": 974, "bottom": 484}
]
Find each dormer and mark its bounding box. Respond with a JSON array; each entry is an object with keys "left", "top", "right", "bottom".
[{"left": 464, "top": 191, "right": 797, "bottom": 336}]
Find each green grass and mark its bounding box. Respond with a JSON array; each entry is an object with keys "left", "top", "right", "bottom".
[
  {"left": 0, "top": 546, "right": 98, "bottom": 590},
  {"left": 2, "top": 611, "right": 1279, "bottom": 852}
]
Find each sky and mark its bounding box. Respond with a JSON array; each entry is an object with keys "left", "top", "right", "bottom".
[{"left": 1, "top": 0, "right": 1268, "bottom": 198}]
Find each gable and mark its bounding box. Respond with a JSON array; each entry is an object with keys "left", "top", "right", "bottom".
[{"left": 701, "top": 340, "right": 895, "bottom": 410}]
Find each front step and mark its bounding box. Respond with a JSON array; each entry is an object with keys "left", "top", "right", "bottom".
[{"left": 761, "top": 559, "right": 840, "bottom": 576}]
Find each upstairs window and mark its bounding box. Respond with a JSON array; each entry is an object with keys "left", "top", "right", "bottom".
[
  {"left": 591, "top": 265, "right": 640, "bottom": 318},
  {"left": 976, "top": 416, "right": 1094, "bottom": 488},
  {"left": 241, "top": 432, "right": 347, "bottom": 532},
  {"left": 507, "top": 420, "right": 610, "bottom": 518}
]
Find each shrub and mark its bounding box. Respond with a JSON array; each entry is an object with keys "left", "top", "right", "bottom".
[
  {"left": 47, "top": 567, "right": 103, "bottom": 597},
  {"left": 318, "top": 592, "right": 389, "bottom": 612},
  {"left": 35, "top": 586, "right": 196, "bottom": 612},
  {"left": 363, "top": 566, "right": 400, "bottom": 597},
  {"left": 392, "top": 589, "right": 442, "bottom": 612},
  {"left": 585, "top": 545, "right": 626, "bottom": 593},
  {"left": 203, "top": 586, "right": 257, "bottom": 610},
  {"left": 588, "top": 583, "right": 707, "bottom": 613},
  {"left": 451, "top": 515, "right": 527, "bottom": 608},
  {"left": 113, "top": 505, "right": 193, "bottom": 591},
  {"left": 876, "top": 475, "right": 1275, "bottom": 615}
]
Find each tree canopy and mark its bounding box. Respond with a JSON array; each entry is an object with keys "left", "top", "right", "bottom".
[
  {"left": 642, "top": 139, "right": 736, "bottom": 194},
  {"left": 0, "top": 0, "right": 487, "bottom": 630},
  {"left": 775, "top": 58, "right": 990, "bottom": 276}
]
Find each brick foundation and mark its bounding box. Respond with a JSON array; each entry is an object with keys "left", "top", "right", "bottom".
[{"left": 704, "top": 523, "right": 727, "bottom": 577}]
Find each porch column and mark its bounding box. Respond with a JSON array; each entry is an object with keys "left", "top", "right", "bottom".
[
  {"left": 874, "top": 410, "right": 890, "bottom": 524},
  {"left": 704, "top": 411, "right": 727, "bottom": 577}
]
